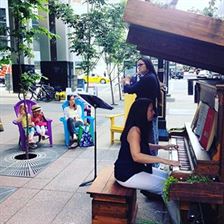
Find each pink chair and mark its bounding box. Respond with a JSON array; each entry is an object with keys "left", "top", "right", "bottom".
[{"left": 13, "top": 100, "right": 53, "bottom": 150}]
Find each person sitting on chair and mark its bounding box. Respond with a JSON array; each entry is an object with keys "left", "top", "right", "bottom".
[
  {"left": 31, "top": 104, "right": 49, "bottom": 140},
  {"left": 16, "top": 104, "right": 37, "bottom": 149},
  {"left": 64, "top": 95, "right": 84, "bottom": 147}
]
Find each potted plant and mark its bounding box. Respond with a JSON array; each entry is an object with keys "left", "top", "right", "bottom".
[{"left": 163, "top": 174, "right": 224, "bottom": 205}]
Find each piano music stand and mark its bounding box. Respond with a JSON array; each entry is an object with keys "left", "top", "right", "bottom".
[{"left": 78, "top": 94, "right": 113, "bottom": 187}]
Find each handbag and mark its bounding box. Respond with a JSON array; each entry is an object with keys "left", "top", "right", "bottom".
[{"left": 79, "top": 126, "right": 94, "bottom": 147}]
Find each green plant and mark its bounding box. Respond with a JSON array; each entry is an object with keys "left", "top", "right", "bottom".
[
  {"left": 137, "top": 219, "right": 159, "bottom": 224},
  {"left": 163, "top": 174, "right": 212, "bottom": 203},
  {"left": 186, "top": 175, "right": 211, "bottom": 184},
  {"left": 163, "top": 176, "right": 178, "bottom": 202},
  {"left": 20, "top": 72, "right": 42, "bottom": 91}
]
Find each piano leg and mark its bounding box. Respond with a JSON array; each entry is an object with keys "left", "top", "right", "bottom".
[
  {"left": 187, "top": 203, "right": 203, "bottom": 224},
  {"left": 180, "top": 202, "right": 221, "bottom": 224},
  {"left": 217, "top": 205, "right": 224, "bottom": 224}
]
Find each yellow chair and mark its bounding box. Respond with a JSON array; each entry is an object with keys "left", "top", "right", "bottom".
[{"left": 107, "top": 94, "right": 136, "bottom": 144}]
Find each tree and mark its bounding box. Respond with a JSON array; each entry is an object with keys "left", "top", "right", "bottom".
[
  {"left": 95, "top": 2, "right": 140, "bottom": 104},
  {"left": 49, "top": 0, "right": 140, "bottom": 103},
  {"left": 0, "top": 0, "right": 54, "bottom": 157},
  {"left": 50, "top": 0, "right": 106, "bottom": 91}
]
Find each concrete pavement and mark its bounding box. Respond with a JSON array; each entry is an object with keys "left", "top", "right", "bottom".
[{"left": 0, "top": 79, "right": 197, "bottom": 224}]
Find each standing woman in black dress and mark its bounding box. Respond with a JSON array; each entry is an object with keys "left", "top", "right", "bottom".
[{"left": 123, "top": 57, "right": 161, "bottom": 149}]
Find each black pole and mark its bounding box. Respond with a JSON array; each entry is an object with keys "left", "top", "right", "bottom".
[
  {"left": 94, "top": 106, "right": 97, "bottom": 179},
  {"left": 79, "top": 105, "right": 97, "bottom": 187},
  {"left": 78, "top": 93, "right": 113, "bottom": 187}
]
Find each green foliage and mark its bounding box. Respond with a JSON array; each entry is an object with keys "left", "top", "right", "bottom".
[
  {"left": 20, "top": 72, "right": 45, "bottom": 91},
  {"left": 49, "top": 0, "right": 79, "bottom": 27},
  {"left": 163, "top": 174, "right": 211, "bottom": 203},
  {"left": 49, "top": 0, "right": 107, "bottom": 76},
  {"left": 86, "top": 0, "right": 106, "bottom": 6},
  {"left": 1, "top": 0, "right": 55, "bottom": 62},
  {"left": 163, "top": 176, "right": 178, "bottom": 202},
  {"left": 186, "top": 175, "right": 211, "bottom": 184},
  {"left": 1, "top": 0, "right": 54, "bottom": 154},
  {"left": 49, "top": 0, "right": 139, "bottom": 76},
  {"left": 137, "top": 219, "right": 159, "bottom": 224},
  {"left": 93, "top": 2, "right": 140, "bottom": 70},
  {"left": 0, "top": 55, "right": 11, "bottom": 66},
  {"left": 203, "top": 0, "right": 217, "bottom": 17}
]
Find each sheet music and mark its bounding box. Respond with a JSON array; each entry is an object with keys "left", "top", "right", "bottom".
[{"left": 193, "top": 101, "right": 209, "bottom": 138}]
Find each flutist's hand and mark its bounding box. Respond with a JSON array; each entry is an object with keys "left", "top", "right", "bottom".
[
  {"left": 122, "top": 77, "right": 131, "bottom": 85},
  {"left": 160, "top": 82, "right": 167, "bottom": 91}
]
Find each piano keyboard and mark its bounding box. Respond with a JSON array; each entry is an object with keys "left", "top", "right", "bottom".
[{"left": 169, "top": 136, "right": 192, "bottom": 171}]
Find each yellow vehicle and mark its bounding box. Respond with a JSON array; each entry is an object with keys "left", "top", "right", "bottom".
[{"left": 81, "top": 74, "right": 110, "bottom": 84}]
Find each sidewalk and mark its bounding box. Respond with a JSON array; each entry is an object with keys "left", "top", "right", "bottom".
[{"left": 0, "top": 79, "right": 197, "bottom": 224}]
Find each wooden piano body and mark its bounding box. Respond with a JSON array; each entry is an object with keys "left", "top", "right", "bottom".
[
  {"left": 124, "top": 0, "right": 224, "bottom": 222},
  {"left": 168, "top": 80, "right": 224, "bottom": 223},
  {"left": 169, "top": 80, "right": 224, "bottom": 204}
]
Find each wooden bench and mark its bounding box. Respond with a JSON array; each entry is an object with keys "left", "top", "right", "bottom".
[{"left": 87, "top": 166, "right": 138, "bottom": 224}]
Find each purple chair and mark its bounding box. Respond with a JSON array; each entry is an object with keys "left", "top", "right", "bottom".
[{"left": 13, "top": 100, "right": 53, "bottom": 150}]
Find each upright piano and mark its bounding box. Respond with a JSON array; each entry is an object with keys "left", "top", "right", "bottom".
[
  {"left": 123, "top": 0, "right": 224, "bottom": 222},
  {"left": 168, "top": 80, "right": 224, "bottom": 223}
]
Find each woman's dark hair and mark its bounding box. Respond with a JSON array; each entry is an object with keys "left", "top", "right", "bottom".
[
  {"left": 67, "top": 94, "right": 77, "bottom": 109},
  {"left": 67, "top": 94, "right": 75, "bottom": 101},
  {"left": 138, "top": 57, "right": 157, "bottom": 75},
  {"left": 138, "top": 57, "right": 162, "bottom": 106},
  {"left": 121, "top": 98, "right": 153, "bottom": 143}
]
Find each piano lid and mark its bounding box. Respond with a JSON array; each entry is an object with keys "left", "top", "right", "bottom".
[{"left": 124, "top": 0, "right": 224, "bottom": 74}]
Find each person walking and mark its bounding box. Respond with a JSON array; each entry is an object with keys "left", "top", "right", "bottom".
[{"left": 114, "top": 98, "right": 181, "bottom": 224}]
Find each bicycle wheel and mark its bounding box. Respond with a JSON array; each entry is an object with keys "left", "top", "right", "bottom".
[
  {"left": 36, "top": 89, "right": 47, "bottom": 101},
  {"left": 18, "top": 91, "right": 33, "bottom": 100}
]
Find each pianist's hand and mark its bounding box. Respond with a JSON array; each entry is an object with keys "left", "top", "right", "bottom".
[
  {"left": 162, "top": 144, "right": 179, "bottom": 151},
  {"left": 166, "top": 160, "right": 180, "bottom": 167}
]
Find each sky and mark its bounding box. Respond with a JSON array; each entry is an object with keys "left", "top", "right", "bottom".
[{"left": 176, "top": 0, "right": 210, "bottom": 11}]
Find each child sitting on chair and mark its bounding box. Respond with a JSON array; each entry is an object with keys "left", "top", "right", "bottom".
[
  {"left": 31, "top": 104, "right": 49, "bottom": 140},
  {"left": 16, "top": 104, "right": 37, "bottom": 149}
]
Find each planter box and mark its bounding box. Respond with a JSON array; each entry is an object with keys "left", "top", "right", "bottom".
[{"left": 169, "top": 182, "right": 224, "bottom": 204}]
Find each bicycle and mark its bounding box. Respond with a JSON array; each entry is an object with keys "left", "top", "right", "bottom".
[{"left": 18, "top": 83, "right": 56, "bottom": 102}]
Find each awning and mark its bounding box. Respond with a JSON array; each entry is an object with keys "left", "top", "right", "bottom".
[{"left": 124, "top": 0, "right": 224, "bottom": 73}]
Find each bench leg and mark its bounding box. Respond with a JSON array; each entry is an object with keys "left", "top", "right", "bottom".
[{"left": 111, "top": 130, "right": 114, "bottom": 144}]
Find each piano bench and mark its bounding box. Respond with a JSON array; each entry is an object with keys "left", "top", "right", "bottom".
[{"left": 87, "top": 166, "right": 138, "bottom": 224}]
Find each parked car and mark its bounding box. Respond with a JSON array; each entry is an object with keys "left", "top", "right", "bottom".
[
  {"left": 188, "top": 69, "right": 195, "bottom": 74},
  {"left": 197, "top": 70, "right": 212, "bottom": 79},
  {"left": 80, "top": 74, "right": 110, "bottom": 84},
  {"left": 171, "top": 71, "right": 184, "bottom": 79},
  {"left": 211, "top": 72, "right": 223, "bottom": 79}
]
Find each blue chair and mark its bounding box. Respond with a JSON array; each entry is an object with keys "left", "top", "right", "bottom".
[{"left": 60, "top": 97, "right": 94, "bottom": 147}]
